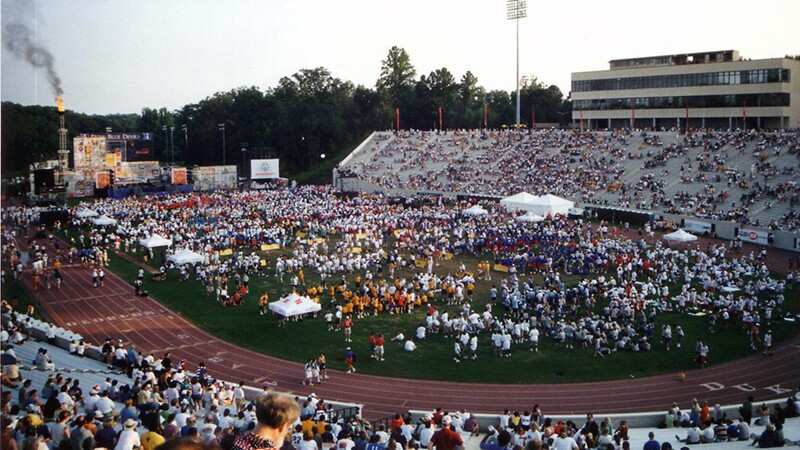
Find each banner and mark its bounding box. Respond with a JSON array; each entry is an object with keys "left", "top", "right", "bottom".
[
  {"left": 738, "top": 228, "right": 772, "bottom": 246},
  {"left": 114, "top": 161, "right": 161, "bottom": 185},
  {"left": 250, "top": 159, "right": 280, "bottom": 180},
  {"left": 192, "top": 165, "right": 237, "bottom": 190},
  {"left": 171, "top": 168, "right": 187, "bottom": 185},
  {"left": 73, "top": 135, "right": 108, "bottom": 170},
  {"left": 64, "top": 170, "right": 94, "bottom": 197},
  {"left": 95, "top": 171, "right": 111, "bottom": 189}
]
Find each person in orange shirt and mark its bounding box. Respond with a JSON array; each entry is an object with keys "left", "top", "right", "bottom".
[
  {"left": 375, "top": 334, "right": 385, "bottom": 361},
  {"left": 369, "top": 332, "right": 377, "bottom": 359}
]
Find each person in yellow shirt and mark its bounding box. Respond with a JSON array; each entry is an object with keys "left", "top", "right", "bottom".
[
  {"left": 140, "top": 421, "right": 165, "bottom": 450},
  {"left": 259, "top": 293, "right": 269, "bottom": 315}
]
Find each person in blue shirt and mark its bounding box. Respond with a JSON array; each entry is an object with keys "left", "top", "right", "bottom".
[{"left": 642, "top": 431, "right": 659, "bottom": 450}]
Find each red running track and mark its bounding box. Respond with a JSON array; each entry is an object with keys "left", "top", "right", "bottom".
[{"left": 21, "top": 261, "right": 800, "bottom": 420}]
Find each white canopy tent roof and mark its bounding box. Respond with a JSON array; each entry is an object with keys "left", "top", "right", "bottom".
[
  {"left": 139, "top": 234, "right": 173, "bottom": 248},
  {"left": 516, "top": 211, "right": 545, "bottom": 222},
  {"left": 527, "top": 194, "right": 574, "bottom": 216},
  {"left": 499, "top": 192, "right": 539, "bottom": 212},
  {"left": 168, "top": 248, "right": 205, "bottom": 266},
  {"left": 269, "top": 292, "right": 321, "bottom": 318},
  {"left": 91, "top": 215, "right": 117, "bottom": 226},
  {"left": 462, "top": 205, "right": 488, "bottom": 216},
  {"left": 663, "top": 229, "right": 698, "bottom": 242},
  {"left": 76, "top": 209, "right": 99, "bottom": 218}
]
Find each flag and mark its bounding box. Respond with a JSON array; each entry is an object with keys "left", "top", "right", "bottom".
[
  {"left": 395, "top": 107, "right": 400, "bottom": 131},
  {"left": 531, "top": 107, "right": 536, "bottom": 127},
  {"left": 438, "top": 106, "right": 443, "bottom": 130},
  {"left": 484, "top": 104, "right": 488, "bottom": 127}
]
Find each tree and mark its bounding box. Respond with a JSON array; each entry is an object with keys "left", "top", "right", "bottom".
[{"left": 376, "top": 46, "right": 416, "bottom": 124}]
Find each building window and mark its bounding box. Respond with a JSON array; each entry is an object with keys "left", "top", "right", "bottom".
[{"left": 572, "top": 68, "right": 788, "bottom": 92}]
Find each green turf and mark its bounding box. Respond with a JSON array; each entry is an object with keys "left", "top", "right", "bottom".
[{"left": 98, "top": 241, "right": 800, "bottom": 384}]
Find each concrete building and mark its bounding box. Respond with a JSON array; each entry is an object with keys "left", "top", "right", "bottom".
[{"left": 571, "top": 50, "right": 800, "bottom": 130}]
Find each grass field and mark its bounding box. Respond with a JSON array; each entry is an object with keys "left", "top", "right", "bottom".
[{"left": 97, "top": 237, "right": 800, "bottom": 385}]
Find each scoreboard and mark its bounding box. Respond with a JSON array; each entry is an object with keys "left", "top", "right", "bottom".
[{"left": 107, "top": 132, "right": 154, "bottom": 161}]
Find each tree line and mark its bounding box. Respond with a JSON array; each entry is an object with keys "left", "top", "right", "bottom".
[{"left": 1, "top": 46, "right": 571, "bottom": 179}]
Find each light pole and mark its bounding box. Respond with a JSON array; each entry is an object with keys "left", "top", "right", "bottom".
[
  {"left": 218, "top": 123, "right": 226, "bottom": 165},
  {"left": 181, "top": 124, "right": 188, "bottom": 161},
  {"left": 161, "top": 125, "right": 168, "bottom": 162},
  {"left": 240, "top": 142, "right": 248, "bottom": 181},
  {"left": 507, "top": 0, "right": 527, "bottom": 128},
  {"left": 169, "top": 126, "right": 175, "bottom": 165}
]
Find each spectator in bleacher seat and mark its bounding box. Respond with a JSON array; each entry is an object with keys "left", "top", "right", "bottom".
[
  {"left": 49, "top": 411, "right": 72, "bottom": 450},
  {"left": 1, "top": 417, "right": 19, "bottom": 450},
  {"left": 115, "top": 419, "right": 141, "bottom": 450},
  {"left": 33, "top": 349, "right": 55, "bottom": 371},
  {"left": 95, "top": 418, "right": 117, "bottom": 449},
  {"left": 69, "top": 415, "right": 95, "bottom": 450},
  {"left": 427, "top": 415, "right": 462, "bottom": 450},
  {"left": 231, "top": 393, "right": 300, "bottom": 450}
]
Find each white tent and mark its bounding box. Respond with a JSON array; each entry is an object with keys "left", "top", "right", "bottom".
[
  {"left": 269, "top": 292, "right": 321, "bottom": 318},
  {"left": 91, "top": 215, "right": 117, "bottom": 226},
  {"left": 139, "top": 234, "right": 173, "bottom": 248},
  {"left": 499, "top": 192, "right": 539, "bottom": 212},
  {"left": 663, "top": 229, "right": 698, "bottom": 242},
  {"left": 516, "top": 211, "right": 545, "bottom": 222},
  {"left": 168, "top": 249, "right": 204, "bottom": 266},
  {"left": 76, "top": 209, "right": 99, "bottom": 218},
  {"left": 527, "top": 194, "right": 574, "bottom": 216},
  {"left": 462, "top": 205, "right": 488, "bottom": 216}
]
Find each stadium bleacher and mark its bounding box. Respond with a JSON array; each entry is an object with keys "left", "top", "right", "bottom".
[{"left": 338, "top": 129, "right": 800, "bottom": 232}]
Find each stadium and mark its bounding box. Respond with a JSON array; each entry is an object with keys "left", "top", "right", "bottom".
[{"left": 3, "top": 2, "right": 800, "bottom": 450}]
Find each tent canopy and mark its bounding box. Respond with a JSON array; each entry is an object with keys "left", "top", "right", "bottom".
[
  {"left": 92, "top": 215, "right": 117, "bottom": 226},
  {"left": 526, "top": 194, "right": 574, "bottom": 216},
  {"left": 663, "top": 229, "right": 698, "bottom": 242},
  {"left": 462, "top": 205, "right": 488, "bottom": 216},
  {"left": 268, "top": 292, "right": 321, "bottom": 318},
  {"left": 168, "top": 248, "right": 204, "bottom": 266},
  {"left": 76, "top": 209, "right": 99, "bottom": 218},
  {"left": 500, "top": 192, "right": 539, "bottom": 212},
  {"left": 139, "top": 234, "right": 173, "bottom": 248},
  {"left": 516, "top": 211, "right": 545, "bottom": 222}
]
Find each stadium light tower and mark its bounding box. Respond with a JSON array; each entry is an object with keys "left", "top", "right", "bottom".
[
  {"left": 218, "top": 123, "right": 226, "bottom": 165},
  {"left": 507, "top": 0, "right": 526, "bottom": 128}
]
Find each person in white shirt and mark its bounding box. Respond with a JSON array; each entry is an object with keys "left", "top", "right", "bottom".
[
  {"left": 336, "top": 434, "right": 355, "bottom": 450},
  {"left": 418, "top": 422, "right": 435, "bottom": 448},
  {"left": 416, "top": 326, "right": 426, "bottom": 340},
  {"left": 550, "top": 429, "right": 578, "bottom": 450},
  {"left": 404, "top": 339, "right": 417, "bottom": 352},
  {"left": 114, "top": 419, "right": 141, "bottom": 450}
]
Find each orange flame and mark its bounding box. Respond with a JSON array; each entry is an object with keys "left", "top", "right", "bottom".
[{"left": 56, "top": 96, "right": 65, "bottom": 113}]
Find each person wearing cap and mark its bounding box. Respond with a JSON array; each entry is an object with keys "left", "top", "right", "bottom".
[
  {"left": 345, "top": 348, "right": 356, "bottom": 374},
  {"left": 95, "top": 417, "right": 117, "bottom": 450},
  {"left": 763, "top": 329, "right": 773, "bottom": 355},
  {"left": 115, "top": 419, "right": 141, "bottom": 450},
  {"left": 427, "top": 415, "right": 462, "bottom": 450},
  {"left": 232, "top": 393, "right": 300, "bottom": 450}
]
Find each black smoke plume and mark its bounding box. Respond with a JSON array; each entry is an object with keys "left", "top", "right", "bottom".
[{"left": 3, "top": 22, "right": 63, "bottom": 96}]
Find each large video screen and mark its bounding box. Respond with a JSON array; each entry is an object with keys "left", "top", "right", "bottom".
[
  {"left": 107, "top": 132, "right": 154, "bottom": 161},
  {"left": 250, "top": 159, "right": 280, "bottom": 179}
]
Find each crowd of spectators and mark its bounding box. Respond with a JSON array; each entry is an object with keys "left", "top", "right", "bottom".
[{"left": 340, "top": 128, "right": 800, "bottom": 231}]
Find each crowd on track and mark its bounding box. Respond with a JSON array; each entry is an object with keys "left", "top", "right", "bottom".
[{"left": 1, "top": 187, "right": 796, "bottom": 367}]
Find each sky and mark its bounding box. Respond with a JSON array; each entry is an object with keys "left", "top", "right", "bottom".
[{"left": 2, "top": 0, "right": 799, "bottom": 115}]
